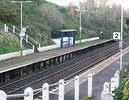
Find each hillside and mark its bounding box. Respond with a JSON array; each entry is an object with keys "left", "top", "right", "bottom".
[
  {"left": 0, "top": 30, "right": 20, "bottom": 54},
  {"left": 0, "top": 0, "right": 129, "bottom": 54},
  {"left": 0, "top": 0, "right": 79, "bottom": 46}
]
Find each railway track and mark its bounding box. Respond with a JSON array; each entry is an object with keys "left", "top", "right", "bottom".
[{"left": 0, "top": 37, "right": 129, "bottom": 97}]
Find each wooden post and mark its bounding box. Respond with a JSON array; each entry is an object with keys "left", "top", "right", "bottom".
[
  {"left": 42, "top": 83, "right": 49, "bottom": 100},
  {"left": 0, "top": 90, "right": 7, "bottom": 100},
  {"left": 114, "top": 71, "right": 120, "bottom": 88},
  {"left": 75, "top": 76, "right": 79, "bottom": 100},
  {"left": 26, "top": 35, "right": 28, "bottom": 43},
  {"left": 6, "top": 26, "right": 8, "bottom": 32},
  {"left": 110, "top": 77, "right": 116, "bottom": 93},
  {"left": 4, "top": 24, "right": 8, "bottom": 32},
  {"left": 101, "top": 82, "right": 110, "bottom": 100},
  {"left": 59, "top": 79, "right": 64, "bottom": 100},
  {"left": 24, "top": 87, "right": 33, "bottom": 100},
  {"left": 4, "top": 24, "right": 6, "bottom": 32},
  {"left": 32, "top": 45, "right": 34, "bottom": 53},
  {"left": 88, "top": 73, "right": 92, "bottom": 98},
  {"left": 13, "top": 26, "right": 15, "bottom": 33},
  {"left": 103, "top": 82, "right": 110, "bottom": 93}
]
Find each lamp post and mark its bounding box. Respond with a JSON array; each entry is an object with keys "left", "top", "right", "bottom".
[
  {"left": 78, "top": 0, "right": 98, "bottom": 44},
  {"left": 120, "top": 4, "right": 123, "bottom": 70},
  {"left": 11, "top": 1, "right": 32, "bottom": 56},
  {"left": 79, "top": 1, "right": 82, "bottom": 43}
]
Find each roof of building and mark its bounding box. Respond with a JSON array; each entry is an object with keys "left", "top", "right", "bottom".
[{"left": 58, "top": 29, "right": 77, "bottom": 33}]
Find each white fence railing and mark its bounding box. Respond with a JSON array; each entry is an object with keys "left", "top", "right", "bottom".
[
  {"left": 4, "top": 24, "right": 41, "bottom": 49},
  {"left": 101, "top": 71, "right": 120, "bottom": 100},
  {"left": 0, "top": 73, "right": 93, "bottom": 100}
]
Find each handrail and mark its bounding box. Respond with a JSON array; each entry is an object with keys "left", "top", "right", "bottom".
[
  {"left": 15, "top": 27, "right": 21, "bottom": 32},
  {"left": 8, "top": 27, "right": 20, "bottom": 36},
  {"left": 6, "top": 25, "right": 40, "bottom": 49},
  {"left": 27, "top": 35, "right": 40, "bottom": 48},
  {"left": 23, "top": 37, "right": 34, "bottom": 48},
  {"left": 8, "top": 26, "right": 34, "bottom": 50},
  {"left": 14, "top": 26, "right": 41, "bottom": 48},
  {"left": 7, "top": 93, "right": 29, "bottom": 98}
]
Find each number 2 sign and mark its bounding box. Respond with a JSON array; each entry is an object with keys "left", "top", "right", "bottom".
[{"left": 113, "top": 32, "right": 120, "bottom": 40}]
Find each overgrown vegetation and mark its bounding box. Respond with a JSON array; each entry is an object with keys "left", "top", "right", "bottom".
[
  {"left": 0, "top": 0, "right": 79, "bottom": 46},
  {"left": 71, "top": 0, "right": 129, "bottom": 38},
  {"left": 113, "top": 65, "right": 129, "bottom": 100},
  {"left": 0, "top": 30, "right": 20, "bottom": 54},
  {"left": 82, "top": 96, "right": 89, "bottom": 100},
  {"left": 0, "top": 0, "right": 129, "bottom": 53}
]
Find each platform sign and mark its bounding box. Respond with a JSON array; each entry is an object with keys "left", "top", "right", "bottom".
[
  {"left": 20, "top": 28, "right": 26, "bottom": 37},
  {"left": 22, "top": 28, "right": 26, "bottom": 33},
  {"left": 113, "top": 32, "right": 120, "bottom": 40},
  {"left": 20, "top": 32, "right": 25, "bottom": 37}
]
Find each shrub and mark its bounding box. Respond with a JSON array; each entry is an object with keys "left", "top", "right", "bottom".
[{"left": 113, "top": 66, "right": 129, "bottom": 100}]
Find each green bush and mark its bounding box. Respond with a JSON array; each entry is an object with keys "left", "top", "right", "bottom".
[
  {"left": 82, "top": 96, "right": 89, "bottom": 100},
  {"left": 0, "top": 30, "right": 20, "bottom": 54},
  {"left": 113, "top": 66, "right": 129, "bottom": 100}
]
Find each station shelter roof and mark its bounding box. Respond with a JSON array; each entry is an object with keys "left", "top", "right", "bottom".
[
  {"left": 51, "top": 29, "right": 77, "bottom": 39},
  {"left": 58, "top": 29, "right": 77, "bottom": 33}
]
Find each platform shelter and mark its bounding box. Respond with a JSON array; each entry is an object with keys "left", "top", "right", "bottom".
[{"left": 56, "top": 29, "right": 76, "bottom": 48}]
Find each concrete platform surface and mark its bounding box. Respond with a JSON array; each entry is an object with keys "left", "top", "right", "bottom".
[{"left": 0, "top": 39, "right": 110, "bottom": 73}]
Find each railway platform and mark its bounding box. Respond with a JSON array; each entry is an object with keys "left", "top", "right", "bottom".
[
  {"left": 0, "top": 39, "right": 115, "bottom": 85},
  {"left": 49, "top": 44, "right": 129, "bottom": 100},
  {"left": 0, "top": 39, "right": 111, "bottom": 73}
]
